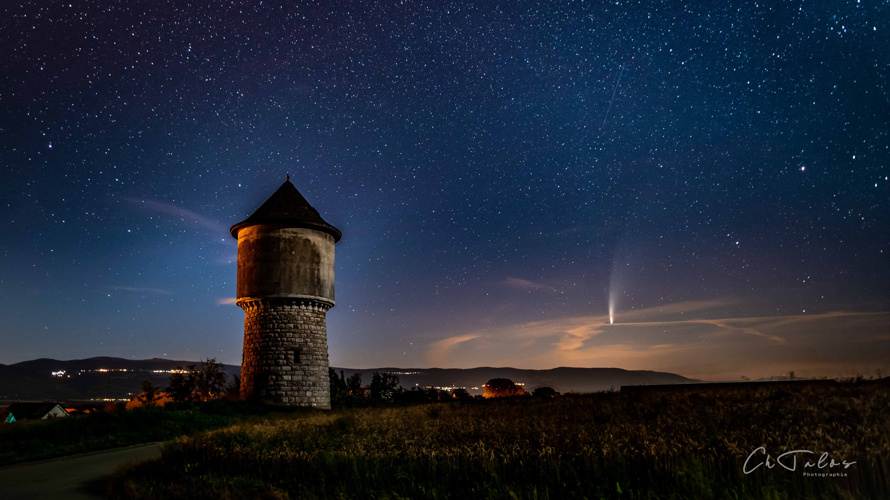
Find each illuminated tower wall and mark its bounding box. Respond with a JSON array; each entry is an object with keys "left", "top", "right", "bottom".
[{"left": 231, "top": 178, "right": 341, "bottom": 408}]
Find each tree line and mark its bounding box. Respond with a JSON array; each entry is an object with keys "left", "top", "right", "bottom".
[
  {"left": 138, "top": 358, "right": 239, "bottom": 406},
  {"left": 328, "top": 370, "right": 559, "bottom": 408},
  {"left": 140, "top": 362, "right": 558, "bottom": 408}
]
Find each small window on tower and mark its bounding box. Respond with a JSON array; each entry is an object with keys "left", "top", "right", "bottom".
[{"left": 293, "top": 349, "right": 301, "bottom": 364}]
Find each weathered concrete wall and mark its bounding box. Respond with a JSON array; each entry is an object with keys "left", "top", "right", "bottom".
[
  {"left": 239, "top": 298, "right": 331, "bottom": 408},
  {"left": 236, "top": 225, "right": 335, "bottom": 304}
]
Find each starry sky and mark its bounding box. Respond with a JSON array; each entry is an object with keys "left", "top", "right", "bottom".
[{"left": 1, "top": 1, "right": 887, "bottom": 380}]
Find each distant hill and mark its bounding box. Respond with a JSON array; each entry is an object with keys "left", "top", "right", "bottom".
[
  {"left": 0, "top": 357, "right": 697, "bottom": 401},
  {"left": 0, "top": 357, "right": 240, "bottom": 401}
]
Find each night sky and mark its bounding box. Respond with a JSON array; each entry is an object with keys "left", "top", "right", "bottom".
[{"left": 1, "top": 1, "right": 887, "bottom": 380}]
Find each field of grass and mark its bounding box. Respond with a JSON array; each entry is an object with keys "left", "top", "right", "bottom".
[
  {"left": 109, "top": 381, "right": 889, "bottom": 499},
  {"left": 0, "top": 401, "right": 273, "bottom": 466}
]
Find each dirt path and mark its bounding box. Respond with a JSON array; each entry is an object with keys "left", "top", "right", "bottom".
[{"left": 0, "top": 442, "right": 162, "bottom": 499}]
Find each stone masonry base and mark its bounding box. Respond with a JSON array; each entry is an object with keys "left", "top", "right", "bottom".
[{"left": 239, "top": 298, "right": 331, "bottom": 408}]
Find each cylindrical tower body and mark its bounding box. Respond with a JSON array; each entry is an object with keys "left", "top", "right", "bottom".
[
  {"left": 236, "top": 226, "right": 336, "bottom": 301},
  {"left": 231, "top": 179, "right": 341, "bottom": 408}
]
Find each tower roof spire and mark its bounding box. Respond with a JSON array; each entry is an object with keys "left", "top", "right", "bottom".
[{"left": 230, "top": 178, "right": 342, "bottom": 241}]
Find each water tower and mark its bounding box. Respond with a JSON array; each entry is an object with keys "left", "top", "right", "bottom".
[{"left": 230, "top": 176, "right": 341, "bottom": 407}]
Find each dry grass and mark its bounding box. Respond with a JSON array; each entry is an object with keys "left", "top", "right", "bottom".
[{"left": 110, "top": 382, "right": 890, "bottom": 499}]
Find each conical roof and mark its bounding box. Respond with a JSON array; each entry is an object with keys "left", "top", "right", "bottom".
[{"left": 230, "top": 178, "right": 342, "bottom": 241}]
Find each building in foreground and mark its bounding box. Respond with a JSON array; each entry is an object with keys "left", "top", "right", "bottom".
[
  {"left": 230, "top": 177, "right": 341, "bottom": 407},
  {"left": 6, "top": 402, "right": 68, "bottom": 421}
]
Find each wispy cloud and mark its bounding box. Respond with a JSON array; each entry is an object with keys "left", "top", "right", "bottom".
[
  {"left": 503, "top": 277, "right": 555, "bottom": 291},
  {"left": 423, "top": 299, "right": 890, "bottom": 380},
  {"left": 124, "top": 197, "right": 228, "bottom": 235},
  {"left": 217, "top": 297, "right": 238, "bottom": 305},
  {"left": 113, "top": 286, "right": 172, "bottom": 295},
  {"left": 689, "top": 317, "right": 786, "bottom": 344},
  {"left": 426, "top": 334, "right": 480, "bottom": 367},
  {"left": 611, "top": 298, "right": 739, "bottom": 322}
]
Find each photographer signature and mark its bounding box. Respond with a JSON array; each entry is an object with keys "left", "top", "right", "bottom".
[{"left": 743, "top": 447, "right": 856, "bottom": 474}]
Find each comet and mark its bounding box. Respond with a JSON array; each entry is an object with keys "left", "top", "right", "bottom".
[
  {"left": 608, "top": 241, "right": 625, "bottom": 325},
  {"left": 608, "top": 262, "right": 621, "bottom": 325}
]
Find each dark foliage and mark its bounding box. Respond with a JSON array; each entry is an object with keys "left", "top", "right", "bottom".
[
  {"left": 167, "top": 365, "right": 197, "bottom": 403},
  {"left": 224, "top": 375, "right": 241, "bottom": 401},
  {"left": 370, "top": 372, "right": 399, "bottom": 401},
  {"left": 0, "top": 401, "right": 270, "bottom": 466},
  {"left": 451, "top": 388, "right": 471, "bottom": 400},
  {"left": 532, "top": 386, "right": 559, "bottom": 398},
  {"left": 393, "top": 386, "right": 447, "bottom": 403},
  {"left": 329, "top": 370, "right": 378, "bottom": 408},
  {"left": 346, "top": 372, "right": 364, "bottom": 397},
  {"left": 139, "top": 380, "right": 161, "bottom": 407},
  {"left": 328, "top": 368, "right": 348, "bottom": 408},
  {"left": 166, "top": 359, "right": 228, "bottom": 403},
  {"left": 483, "top": 378, "right": 526, "bottom": 398},
  {"left": 196, "top": 358, "right": 227, "bottom": 401}
]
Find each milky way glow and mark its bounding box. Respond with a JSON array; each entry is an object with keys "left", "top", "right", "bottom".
[{"left": 0, "top": 1, "right": 885, "bottom": 377}]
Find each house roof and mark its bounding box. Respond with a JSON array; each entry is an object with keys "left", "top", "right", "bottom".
[
  {"left": 7, "top": 402, "right": 66, "bottom": 420},
  {"left": 230, "top": 177, "right": 342, "bottom": 241}
]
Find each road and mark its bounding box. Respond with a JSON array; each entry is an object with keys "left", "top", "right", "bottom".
[{"left": 0, "top": 442, "right": 162, "bottom": 499}]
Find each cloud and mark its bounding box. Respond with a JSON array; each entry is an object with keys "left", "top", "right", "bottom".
[
  {"left": 422, "top": 299, "right": 890, "bottom": 380},
  {"left": 113, "top": 286, "right": 172, "bottom": 295},
  {"left": 503, "top": 277, "right": 555, "bottom": 291},
  {"left": 124, "top": 197, "right": 229, "bottom": 235},
  {"left": 426, "top": 334, "right": 480, "bottom": 367},
  {"left": 217, "top": 297, "right": 238, "bottom": 305},
  {"left": 688, "top": 317, "right": 786, "bottom": 344},
  {"left": 611, "top": 298, "right": 739, "bottom": 323}
]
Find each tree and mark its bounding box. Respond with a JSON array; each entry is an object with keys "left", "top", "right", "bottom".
[
  {"left": 195, "top": 358, "right": 227, "bottom": 401},
  {"left": 139, "top": 379, "right": 161, "bottom": 407},
  {"left": 532, "top": 386, "right": 558, "bottom": 398},
  {"left": 370, "top": 372, "right": 399, "bottom": 401},
  {"left": 482, "top": 378, "right": 525, "bottom": 398},
  {"left": 167, "top": 359, "right": 228, "bottom": 402},
  {"left": 224, "top": 375, "right": 241, "bottom": 401},
  {"left": 167, "top": 365, "right": 196, "bottom": 403},
  {"left": 394, "top": 386, "right": 426, "bottom": 403},
  {"left": 451, "top": 388, "right": 471, "bottom": 400},
  {"left": 346, "top": 373, "right": 364, "bottom": 397},
  {"left": 329, "top": 368, "right": 348, "bottom": 408}
]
